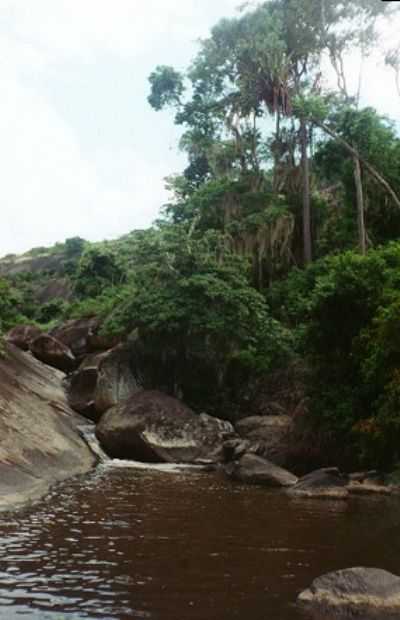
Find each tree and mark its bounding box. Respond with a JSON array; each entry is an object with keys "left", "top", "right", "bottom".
[
  {"left": 74, "top": 246, "right": 126, "bottom": 298},
  {"left": 149, "top": 0, "right": 392, "bottom": 266},
  {"left": 102, "top": 224, "right": 292, "bottom": 415}
]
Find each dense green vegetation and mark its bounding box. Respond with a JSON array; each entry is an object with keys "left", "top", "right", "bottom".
[{"left": 2, "top": 0, "right": 400, "bottom": 469}]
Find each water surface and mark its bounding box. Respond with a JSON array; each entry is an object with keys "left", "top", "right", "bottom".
[{"left": 0, "top": 463, "right": 400, "bottom": 620}]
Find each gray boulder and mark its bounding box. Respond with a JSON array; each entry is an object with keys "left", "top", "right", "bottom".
[
  {"left": 298, "top": 567, "right": 400, "bottom": 619},
  {"left": 227, "top": 453, "right": 298, "bottom": 487},
  {"left": 96, "top": 390, "right": 234, "bottom": 463},
  {"left": 288, "top": 467, "right": 349, "bottom": 499},
  {"left": 30, "top": 334, "right": 77, "bottom": 373}
]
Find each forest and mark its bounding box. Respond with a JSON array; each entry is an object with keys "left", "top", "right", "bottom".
[{"left": 2, "top": 0, "right": 400, "bottom": 470}]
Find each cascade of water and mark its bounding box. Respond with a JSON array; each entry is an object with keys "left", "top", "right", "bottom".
[
  {"left": 78, "top": 424, "right": 208, "bottom": 473},
  {"left": 78, "top": 425, "right": 110, "bottom": 464}
]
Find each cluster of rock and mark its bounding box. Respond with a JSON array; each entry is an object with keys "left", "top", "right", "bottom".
[
  {"left": 6, "top": 320, "right": 398, "bottom": 504},
  {"left": 6, "top": 320, "right": 400, "bottom": 620}
]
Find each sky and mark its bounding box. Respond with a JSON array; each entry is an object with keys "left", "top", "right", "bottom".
[{"left": 1, "top": 0, "right": 399, "bottom": 256}]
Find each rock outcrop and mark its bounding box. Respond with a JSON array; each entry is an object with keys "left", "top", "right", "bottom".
[
  {"left": 298, "top": 567, "right": 400, "bottom": 618},
  {"left": 30, "top": 334, "right": 77, "bottom": 372},
  {"left": 0, "top": 343, "right": 95, "bottom": 511},
  {"left": 96, "top": 390, "right": 235, "bottom": 463},
  {"left": 226, "top": 453, "right": 298, "bottom": 487}
]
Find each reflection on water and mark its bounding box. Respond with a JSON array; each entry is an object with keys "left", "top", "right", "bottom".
[{"left": 0, "top": 463, "right": 400, "bottom": 620}]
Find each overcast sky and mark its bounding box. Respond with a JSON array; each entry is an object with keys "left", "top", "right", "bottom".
[{"left": 1, "top": 1, "right": 399, "bottom": 256}]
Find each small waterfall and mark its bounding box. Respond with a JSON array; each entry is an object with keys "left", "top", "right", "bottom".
[
  {"left": 79, "top": 425, "right": 211, "bottom": 474},
  {"left": 78, "top": 425, "right": 110, "bottom": 464}
]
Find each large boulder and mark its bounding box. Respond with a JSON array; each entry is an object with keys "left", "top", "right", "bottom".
[
  {"left": 298, "top": 567, "right": 400, "bottom": 619},
  {"left": 226, "top": 453, "right": 298, "bottom": 487},
  {"left": 6, "top": 324, "right": 42, "bottom": 351},
  {"left": 51, "top": 318, "right": 117, "bottom": 358},
  {"left": 65, "top": 353, "right": 107, "bottom": 422},
  {"left": 94, "top": 345, "right": 140, "bottom": 414},
  {"left": 96, "top": 390, "right": 235, "bottom": 463},
  {"left": 235, "top": 415, "right": 294, "bottom": 466},
  {"left": 0, "top": 343, "right": 95, "bottom": 511},
  {"left": 288, "top": 467, "right": 349, "bottom": 499},
  {"left": 30, "top": 334, "right": 77, "bottom": 373}
]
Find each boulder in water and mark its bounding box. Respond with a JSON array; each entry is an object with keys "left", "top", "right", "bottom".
[
  {"left": 298, "top": 567, "right": 400, "bottom": 618},
  {"left": 226, "top": 453, "right": 298, "bottom": 487},
  {"left": 96, "top": 390, "right": 235, "bottom": 463},
  {"left": 288, "top": 467, "right": 349, "bottom": 499}
]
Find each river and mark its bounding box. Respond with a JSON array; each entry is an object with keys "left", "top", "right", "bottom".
[{"left": 0, "top": 461, "right": 400, "bottom": 620}]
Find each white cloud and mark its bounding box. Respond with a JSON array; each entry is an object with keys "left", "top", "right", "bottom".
[{"left": 0, "top": 69, "right": 172, "bottom": 254}]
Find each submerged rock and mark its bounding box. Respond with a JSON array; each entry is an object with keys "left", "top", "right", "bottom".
[
  {"left": 288, "top": 467, "right": 349, "bottom": 499},
  {"left": 30, "top": 334, "right": 77, "bottom": 373},
  {"left": 96, "top": 390, "right": 234, "bottom": 463},
  {"left": 227, "top": 453, "right": 298, "bottom": 487},
  {"left": 298, "top": 567, "right": 400, "bottom": 618},
  {"left": 0, "top": 343, "right": 95, "bottom": 511},
  {"left": 6, "top": 324, "right": 42, "bottom": 351}
]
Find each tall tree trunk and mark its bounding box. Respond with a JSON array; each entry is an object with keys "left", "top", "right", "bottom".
[
  {"left": 300, "top": 118, "right": 312, "bottom": 264},
  {"left": 315, "top": 120, "right": 400, "bottom": 210},
  {"left": 272, "top": 110, "right": 281, "bottom": 192},
  {"left": 353, "top": 155, "right": 366, "bottom": 254}
]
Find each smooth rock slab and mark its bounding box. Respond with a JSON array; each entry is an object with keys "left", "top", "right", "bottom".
[{"left": 298, "top": 567, "right": 400, "bottom": 618}]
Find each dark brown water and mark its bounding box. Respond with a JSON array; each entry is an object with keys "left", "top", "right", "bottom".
[{"left": 1, "top": 463, "right": 400, "bottom": 620}]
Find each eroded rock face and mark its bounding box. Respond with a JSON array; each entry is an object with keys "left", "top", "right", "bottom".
[
  {"left": 0, "top": 343, "right": 95, "bottom": 511},
  {"left": 94, "top": 345, "right": 140, "bottom": 414},
  {"left": 235, "top": 415, "right": 294, "bottom": 466},
  {"left": 226, "top": 453, "right": 298, "bottom": 487},
  {"left": 6, "top": 324, "right": 42, "bottom": 351},
  {"left": 30, "top": 334, "right": 77, "bottom": 373},
  {"left": 96, "top": 390, "right": 235, "bottom": 463},
  {"left": 288, "top": 467, "right": 349, "bottom": 499},
  {"left": 298, "top": 567, "right": 400, "bottom": 619}
]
